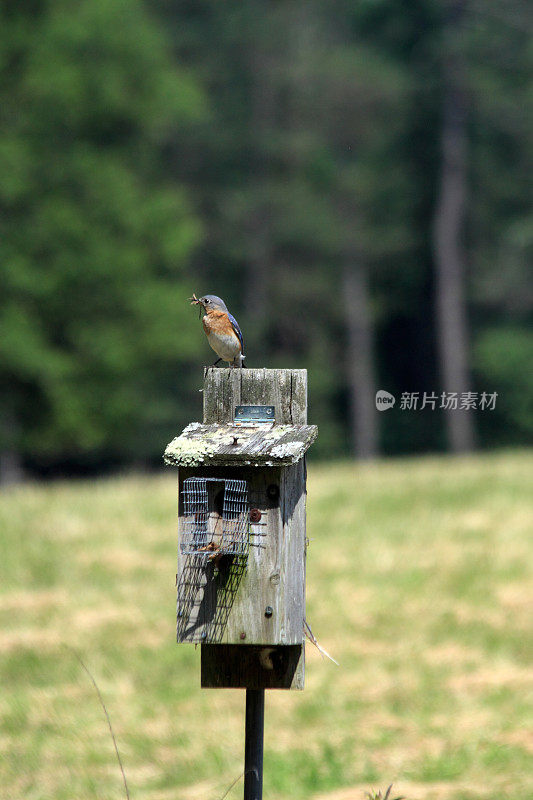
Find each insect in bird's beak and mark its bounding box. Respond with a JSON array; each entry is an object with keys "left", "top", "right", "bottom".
[{"left": 189, "top": 293, "right": 204, "bottom": 319}]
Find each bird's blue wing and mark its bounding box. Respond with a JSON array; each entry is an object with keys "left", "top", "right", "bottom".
[{"left": 227, "top": 313, "right": 245, "bottom": 354}]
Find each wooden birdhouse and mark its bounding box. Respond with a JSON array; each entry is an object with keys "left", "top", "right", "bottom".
[{"left": 164, "top": 368, "right": 317, "bottom": 690}]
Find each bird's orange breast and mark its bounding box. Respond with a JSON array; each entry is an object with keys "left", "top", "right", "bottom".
[{"left": 202, "top": 309, "right": 234, "bottom": 337}]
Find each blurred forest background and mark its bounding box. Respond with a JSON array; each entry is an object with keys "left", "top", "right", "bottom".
[{"left": 1, "top": 0, "right": 531, "bottom": 482}]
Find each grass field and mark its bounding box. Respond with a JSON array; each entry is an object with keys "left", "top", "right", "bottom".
[{"left": 0, "top": 451, "right": 532, "bottom": 800}]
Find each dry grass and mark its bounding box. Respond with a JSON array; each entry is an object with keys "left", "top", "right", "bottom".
[{"left": 0, "top": 450, "right": 532, "bottom": 799}]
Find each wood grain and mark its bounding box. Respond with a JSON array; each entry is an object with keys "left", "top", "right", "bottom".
[
  {"left": 164, "top": 423, "right": 317, "bottom": 467},
  {"left": 176, "top": 464, "right": 306, "bottom": 646},
  {"left": 203, "top": 368, "right": 307, "bottom": 424},
  {"left": 201, "top": 644, "right": 304, "bottom": 690}
]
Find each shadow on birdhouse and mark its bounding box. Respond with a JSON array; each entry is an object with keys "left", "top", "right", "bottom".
[{"left": 177, "top": 477, "right": 249, "bottom": 642}]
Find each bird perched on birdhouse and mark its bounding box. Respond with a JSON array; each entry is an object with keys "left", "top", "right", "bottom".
[{"left": 190, "top": 294, "right": 245, "bottom": 368}]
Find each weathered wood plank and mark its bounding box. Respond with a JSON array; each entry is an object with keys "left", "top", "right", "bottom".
[
  {"left": 164, "top": 423, "right": 317, "bottom": 467},
  {"left": 203, "top": 368, "right": 307, "bottom": 424},
  {"left": 290, "top": 370, "right": 308, "bottom": 424},
  {"left": 201, "top": 644, "right": 304, "bottom": 690},
  {"left": 175, "top": 463, "right": 307, "bottom": 647},
  {"left": 203, "top": 367, "right": 241, "bottom": 423},
  {"left": 240, "top": 368, "right": 266, "bottom": 410},
  {"left": 279, "top": 460, "right": 307, "bottom": 640},
  {"left": 219, "top": 463, "right": 306, "bottom": 645}
]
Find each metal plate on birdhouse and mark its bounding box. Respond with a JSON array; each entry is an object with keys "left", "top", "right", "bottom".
[{"left": 234, "top": 405, "right": 275, "bottom": 425}]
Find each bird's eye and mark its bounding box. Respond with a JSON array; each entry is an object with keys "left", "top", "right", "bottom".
[{"left": 204, "top": 299, "right": 210, "bottom": 304}]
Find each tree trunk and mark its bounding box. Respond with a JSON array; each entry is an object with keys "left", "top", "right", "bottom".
[
  {"left": 342, "top": 262, "right": 378, "bottom": 459},
  {"left": 0, "top": 411, "right": 25, "bottom": 486},
  {"left": 244, "top": 5, "right": 274, "bottom": 338},
  {"left": 244, "top": 207, "right": 271, "bottom": 332},
  {"left": 0, "top": 450, "right": 24, "bottom": 486},
  {"left": 432, "top": 0, "right": 475, "bottom": 453}
]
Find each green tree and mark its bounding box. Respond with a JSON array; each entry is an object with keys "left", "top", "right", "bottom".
[
  {"left": 0, "top": 0, "right": 204, "bottom": 481},
  {"left": 163, "top": 0, "right": 413, "bottom": 457},
  {"left": 432, "top": 0, "right": 476, "bottom": 453},
  {"left": 159, "top": 0, "right": 531, "bottom": 457},
  {"left": 466, "top": 0, "right": 533, "bottom": 447}
]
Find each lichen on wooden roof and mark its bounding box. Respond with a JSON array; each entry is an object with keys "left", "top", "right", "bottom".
[{"left": 164, "top": 423, "right": 317, "bottom": 467}]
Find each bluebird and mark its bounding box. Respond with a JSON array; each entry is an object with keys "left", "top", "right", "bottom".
[{"left": 189, "top": 294, "right": 245, "bottom": 368}]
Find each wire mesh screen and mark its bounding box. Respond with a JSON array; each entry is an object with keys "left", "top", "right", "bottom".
[{"left": 181, "top": 477, "right": 249, "bottom": 559}]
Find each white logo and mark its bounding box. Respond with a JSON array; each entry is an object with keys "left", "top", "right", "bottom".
[{"left": 375, "top": 390, "right": 396, "bottom": 411}]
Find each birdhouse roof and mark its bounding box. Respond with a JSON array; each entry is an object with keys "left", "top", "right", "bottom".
[{"left": 164, "top": 423, "right": 318, "bottom": 467}]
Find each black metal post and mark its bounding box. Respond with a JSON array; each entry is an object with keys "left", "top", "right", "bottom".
[{"left": 244, "top": 689, "right": 264, "bottom": 800}]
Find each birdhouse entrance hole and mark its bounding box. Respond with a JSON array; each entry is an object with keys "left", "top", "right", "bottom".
[{"left": 181, "top": 477, "right": 250, "bottom": 560}]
